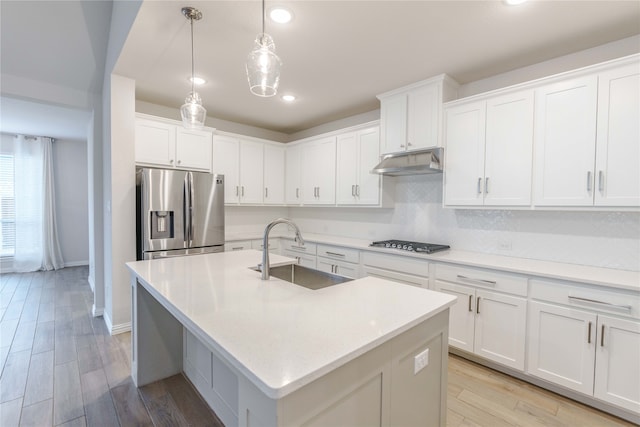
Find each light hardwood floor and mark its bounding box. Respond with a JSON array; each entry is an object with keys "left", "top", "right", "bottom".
[{"left": 0, "top": 267, "right": 634, "bottom": 426}]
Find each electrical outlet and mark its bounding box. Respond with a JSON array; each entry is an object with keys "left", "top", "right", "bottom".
[
  {"left": 497, "top": 239, "right": 512, "bottom": 251},
  {"left": 414, "top": 348, "right": 429, "bottom": 374}
]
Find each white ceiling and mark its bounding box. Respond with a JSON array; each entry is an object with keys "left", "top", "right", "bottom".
[{"left": 1, "top": 1, "right": 639, "bottom": 139}]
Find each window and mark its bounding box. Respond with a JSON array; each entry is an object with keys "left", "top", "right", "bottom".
[{"left": 0, "top": 154, "right": 15, "bottom": 257}]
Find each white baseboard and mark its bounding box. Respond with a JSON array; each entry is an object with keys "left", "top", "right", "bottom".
[
  {"left": 64, "top": 260, "right": 89, "bottom": 267},
  {"left": 92, "top": 304, "right": 103, "bottom": 317},
  {"left": 103, "top": 310, "right": 132, "bottom": 335},
  {"left": 88, "top": 275, "right": 95, "bottom": 292}
]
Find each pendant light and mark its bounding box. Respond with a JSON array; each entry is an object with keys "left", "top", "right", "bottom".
[
  {"left": 245, "top": 0, "right": 282, "bottom": 97},
  {"left": 180, "top": 7, "right": 206, "bottom": 129}
]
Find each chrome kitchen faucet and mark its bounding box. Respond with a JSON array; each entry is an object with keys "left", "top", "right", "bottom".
[{"left": 261, "top": 218, "right": 305, "bottom": 280}]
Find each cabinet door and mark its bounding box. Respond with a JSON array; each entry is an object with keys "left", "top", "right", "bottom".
[
  {"left": 135, "top": 118, "right": 176, "bottom": 167},
  {"left": 302, "top": 137, "right": 336, "bottom": 205},
  {"left": 484, "top": 90, "right": 534, "bottom": 206},
  {"left": 285, "top": 145, "right": 303, "bottom": 205},
  {"left": 263, "top": 144, "right": 285, "bottom": 205},
  {"left": 533, "top": 76, "right": 598, "bottom": 206},
  {"left": 527, "top": 301, "right": 596, "bottom": 394},
  {"left": 594, "top": 315, "right": 640, "bottom": 413},
  {"left": 316, "top": 259, "right": 359, "bottom": 279},
  {"left": 595, "top": 64, "right": 640, "bottom": 207},
  {"left": 283, "top": 250, "right": 316, "bottom": 269},
  {"left": 212, "top": 135, "right": 240, "bottom": 204},
  {"left": 336, "top": 132, "right": 358, "bottom": 204},
  {"left": 443, "top": 101, "right": 486, "bottom": 206},
  {"left": 407, "top": 83, "right": 439, "bottom": 151},
  {"left": 474, "top": 290, "right": 526, "bottom": 370},
  {"left": 434, "top": 281, "right": 475, "bottom": 352},
  {"left": 380, "top": 93, "right": 408, "bottom": 153},
  {"left": 239, "top": 140, "right": 264, "bottom": 204},
  {"left": 175, "top": 128, "right": 212, "bottom": 171},
  {"left": 356, "top": 127, "right": 381, "bottom": 205}
]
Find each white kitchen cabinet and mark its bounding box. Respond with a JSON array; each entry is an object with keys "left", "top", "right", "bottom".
[
  {"left": 533, "top": 75, "right": 599, "bottom": 206},
  {"left": 263, "top": 144, "right": 285, "bottom": 205},
  {"left": 528, "top": 278, "right": 640, "bottom": 414},
  {"left": 361, "top": 251, "right": 429, "bottom": 288},
  {"left": 285, "top": 144, "right": 303, "bottom": 205},
  {"left": 239, "top": 140, "right": 264, "bottom": 204},
  {"left": 443, "top": 90, "right": 534, "bottom": 207},
  {"left": 301, "top": 136, "right": 336, "bottom": 205},
  {"left": 378, "top": 75, "right": 459, "bottom": 154},
  {"left": 594, "top": 63, "right": 640, "bottom": 207},
  {"left": 336, "top": 127, "right": 382, "bottom": 205},
  {"left": 281, "top": 239, "right": 317, "bottom": 269},
  {"left": 212, "top": 135, "right": 241, "bottom": 204},
  {"left": 316, "top": 244, "right": 361, "bottom": 279},
  {"left": 224, "top": 240, "right": 252, "bottom": 252},
  {"left": 435, "top": 264, "right": 527, "bottom": 370},
  {"left": 135, "top": 115, "right": 213, "bottom": 172}
]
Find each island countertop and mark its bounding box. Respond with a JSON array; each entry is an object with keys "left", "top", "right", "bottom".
[{"left": 126, "top": 250, "right": 456, "bottom": 399}]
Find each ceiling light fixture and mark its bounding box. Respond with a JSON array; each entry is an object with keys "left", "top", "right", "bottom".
[
  {"left": 269, "top": 6, "right": 292, "bottom": 24},
  {"left": 190, "top": 76, "right": 206, "bottom": 85},
  {"left": 180, "top": 6, "right": 206, "bottom": 129},
  {"left": 245, "top": 0, "right": 282, "bottom": 97},
  {"left": 281, "top": 94, "right": 296, "bottom": 102},
  {"left": 503, "top": 0, "right": 527, "bottom": 5}
]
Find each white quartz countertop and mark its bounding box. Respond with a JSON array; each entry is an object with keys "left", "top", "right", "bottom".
[
  {"left": 126, "top": 250, "right": 456, "bottom": 399},
  {"left": 227, "top": 232, "right": 640, "bottom": 292}
]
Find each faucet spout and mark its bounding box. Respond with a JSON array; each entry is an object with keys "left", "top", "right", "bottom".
[{"left": 261, "top": 218, "right": 305, "bottom": 280}]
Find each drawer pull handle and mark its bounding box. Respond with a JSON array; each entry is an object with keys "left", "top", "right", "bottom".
[
  {"left": 587, "top": 321, "right": 592, "bottom": 344},
  {"left": 468, "top": 294, "right": 473, "bottom": 312},
  {"left": 325, "top": 251, "right": 345, "bottom": 258},
  {"left": 476, "top": 296, "right": 481, "bottom": 314},
  {"left": 291, "top": 245, "right": 307, "bottom": 251},
  {"left": 601, "top": 324, "right": 605, "bottom": 347},
  {"left": 457, "top": 275, "right": 496, "bottom": 286},
  {"left": 231, "top": 247, "right": 243, "bottom": 250},
  {"left": 568, "top": 296, "right": 632, "bottom": 311}
]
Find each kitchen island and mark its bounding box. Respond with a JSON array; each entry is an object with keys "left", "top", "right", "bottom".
[{"left": 126, "top": 250, "right": 456, "bottom": 427}]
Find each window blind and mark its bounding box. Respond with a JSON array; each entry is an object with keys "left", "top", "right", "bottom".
[{"left": 0, "top": 154, "right": 15, "bottom": 256}]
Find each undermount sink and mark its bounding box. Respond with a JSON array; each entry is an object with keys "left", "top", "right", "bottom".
[{"left": 250, "top": 264, "right": 353, "bottom": 290}]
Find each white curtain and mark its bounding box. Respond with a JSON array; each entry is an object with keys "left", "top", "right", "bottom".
[{"left": 13, "top": 135, "right": 64, "bottom": 272}]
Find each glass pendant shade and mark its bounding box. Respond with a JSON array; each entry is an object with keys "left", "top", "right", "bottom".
[
  {"left": 246, "top": 33, "right": 282, "bottom": 97},
  {"left": 181, "top": 91, "right": 206, "bottom": 129}
]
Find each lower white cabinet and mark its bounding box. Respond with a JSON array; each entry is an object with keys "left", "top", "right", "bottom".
[
  {"left": 528, "top": 280, "right": 640, "bottom": 414},
  {"left": 281, "top": 239, "right": 317, "bottom": 269},
  {"left": 361, "top": 251, "right": 429, "bottom": 288},
  {"left": 224, "top": 239, "right": 279, "bottom": 253},
  {"left": 434, "top": 264, "right": 527, "bottom": 371},
  {"left": 316, "top": 244, "right": 361, "bottom": 279},
  {"left": 224, "top": 240, "right": 252, "bottom": 252}
]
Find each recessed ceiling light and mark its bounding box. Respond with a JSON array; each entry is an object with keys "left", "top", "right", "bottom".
[
  {"left": 503, "top": 0, "right": 527, "bottom": 5},
  {"left": 282, "top": 94, "right": 296, "bottom": 102},
  {"left": 269, "top": 7, "right": 293, "bottom": 24},
  {"left": 190, "top": 76, "right": 206, "bottom": 85}
]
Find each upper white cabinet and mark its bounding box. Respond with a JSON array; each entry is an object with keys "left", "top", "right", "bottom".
[
  {"left": 377, "top": 74, "right": 459, "bottom": 154},
  {"left": 533, "top": 75, "right": 599, "bottom": 206},
  {"left": 594, "top": 63, "right": 640, "bottom": 207},
  {"left": 263, "top": 144, "right": 285, "bottom": 205},
  {"left": 444, "top": 90, "right": 534, "bottom": 207},
  {"left": 301, "top": 136, "right": 337, "bottom": 205},
  {"left": 533, "top": 59, "right": 640, "bottom": 208},
  {"left": 285, "top": 144, "right": 303, "bottom": 205},
  {"left": 336, "top": 127, "right": 381, "bottom": 205},
  {"left": 135, "top": 114, "right": 213, "bottom": 172},
  {"left": 212, "top": 134, "right": 282, "bottom": 205}
]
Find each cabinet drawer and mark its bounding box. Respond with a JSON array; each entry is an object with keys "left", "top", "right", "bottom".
[
  {"left": 435, "top": 264, "right": 527, "bottom": 297},
  {"left": 317, "top": 244, "right": 360, "bottom": 264},
  {"left": 282, "top": 250, "right": 316, "bottom": 269},
  {"left": 281, "top": 239, "right": 317, "bottom": 255},
  {"left": 251, "top": 238, "right": 279, "bottom": 251},
  {"left": 224, "top": 240, "right": 252, "bottom": 251},
  {"left": 530, "top": 279, "right": 640, "bottom": 319},
  {"left": 362, "top": 251, "right": 428, "bottom": 278}
]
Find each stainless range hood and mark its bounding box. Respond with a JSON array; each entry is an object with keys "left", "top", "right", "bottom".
[{"left": 371, "top": 147, "right": 444, "bottom": 176}]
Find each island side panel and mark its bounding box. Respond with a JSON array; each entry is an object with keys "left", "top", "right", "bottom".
[{"left": 131, "top": 277, "right": 184, "bottom": 386}]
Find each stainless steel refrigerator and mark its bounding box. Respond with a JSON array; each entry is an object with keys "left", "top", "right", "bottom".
[{"left": 136, "top": 167, "right": 225, "bottom": 260}]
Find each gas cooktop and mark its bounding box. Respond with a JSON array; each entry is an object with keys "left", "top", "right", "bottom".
[{"left": 370, "top": 240, "right": 450, "bottom": 254}]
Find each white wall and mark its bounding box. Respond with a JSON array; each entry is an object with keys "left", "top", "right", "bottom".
[
  {"left": 289, "top": 175, "right": 640, "bottom": 271},
  {"left": 226, "top": 206, "right": 290, "bottom": 236},
  {"left": 52, "top": 139, "right": 89, "bottom": 266}
]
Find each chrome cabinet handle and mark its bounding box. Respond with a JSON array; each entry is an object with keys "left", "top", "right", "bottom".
[
  {"left": 587, "top": 171, "right": 592, "bottom": 192},
  {"left": 456, "top": 274, "right": 496, "bottom": 286},
  {"left": 235, "top": 186, "right": 239, "bottom": 196},
  {"left": 265, "top": 187, "right": 268, "bottom": 198},
  {"left": 231, "top": 246, "right": 243, "bottom": 251},
  {"left": 335, "top": 265, "right": 338, "bottom": 274},
  {"left": 169, "top": 159, "right": 174, "bottom": 164},
  {"left": 485, "top": 177, "right": 489, "bottom": 194},
  {"left": 598, "top": 171, "right": 604, "bottom": 192},
  {"left": 587, "top": 321, "right": 592, "bottom": 344},
  {"left": 317, "top": 187, "right": 320, "bottom": 198},
  {"left": 291, "top": 245, "right": 307, "bottom": 251},
  {"left": 468, "top": 294, "right": 473, "bottom": 312},
  {"left": 601, "top": 324, "right": 605, "bottom": 347},
  {"left": 325, "top": 251, "right": 345, "bottom": 258},
  {"left": 241, "top": 186, "right": 245, "bottom": 196},
  {"left": 400, "top": 144, "right": 405, "bottom": 148},
  {"left": 356, "top": 185, "right": 360, "bottom": 197},
  {"left": 177, "top": 160, "right": 181, "bottom": 165},
  {"left": 477, "top": 177, "right": 482, "bottom": 194},
  {"left": 296, "top": 188, "right": 299, "bottom": 198},
  {"left": 476, "top": 296, "right": 481, "bottom": 314},
  {"left": 568, "top": 296, "right": 632, "bottom": 311},
  {"left": 407, "top": 142, "right": 412, "bottom": 147}
]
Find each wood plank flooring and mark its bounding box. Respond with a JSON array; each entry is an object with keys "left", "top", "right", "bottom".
[{"left": 0, "top": 267, "right": 634, "bottom": 426}]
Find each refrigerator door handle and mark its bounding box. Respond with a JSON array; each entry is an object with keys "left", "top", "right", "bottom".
[
  {"left": 188, "top": 172, "right": 195, "bottom": 248},
  {"left": 183, "top": 173, "right": 191, "bottom": 248}
]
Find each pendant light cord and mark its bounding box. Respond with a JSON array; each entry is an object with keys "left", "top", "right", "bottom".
[
  {"left": 261, "top": 0, "right": 266, "bottom": 44},
  {"left": 190, "top": 16, "right": 195, "bottom": 94}
]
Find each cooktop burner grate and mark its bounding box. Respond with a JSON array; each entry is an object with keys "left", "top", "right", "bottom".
[{"left": 370, "top": 240, "right": 450, "bottom": 254}]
